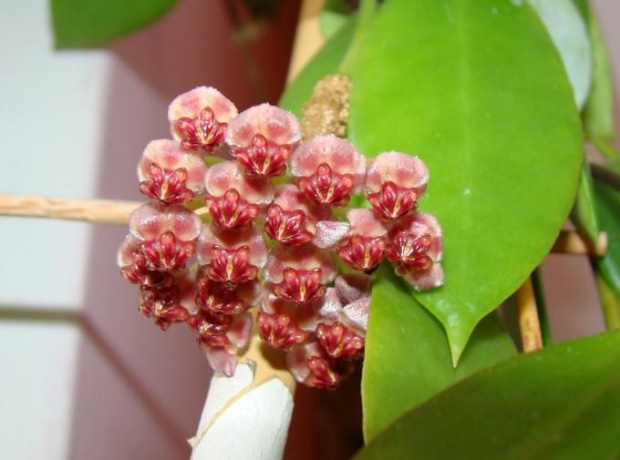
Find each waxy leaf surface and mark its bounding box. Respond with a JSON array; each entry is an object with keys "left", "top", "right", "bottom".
[
  {"left": 357, "top": 330, "right": 620, "bottom": 460},
  {"left": 348, "top": 0, "right": 582, "bottom": 362},
  {"left": 573, "top": 0, "right": 616, "bottom": 140},
  {"left": 52, "top": 0, "right": 179, "bottom": 48},
  {"left": 362, "top": 264, "right": 516, "bottom": 442}
]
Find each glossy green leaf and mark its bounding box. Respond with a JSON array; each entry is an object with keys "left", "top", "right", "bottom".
[
  {"left": 279, "top": 20, "right": 354, "bottom": 117},
  {"left": 571, "top": 162, "right": 600, "bottom": 244},
  {"left": 320, "top": 0, "right": 353, "bottom": 40},
  {"left": 575, "top": 0, "right": 616, "bottom": 140},
  {"left": 362, "top": 263, "right": 516, "bottom": 442},
  {"left": 529, "top": 0, "right": 592, "bottom": 109},
  {"left": 348, "top": 0, "right": 582, "bottom": 363},
  {"left": 357, "top": 330, "right": 620, "bottom": 460},
  {"left": 51, "top": 0, "right": 179, "bottom": 48}
]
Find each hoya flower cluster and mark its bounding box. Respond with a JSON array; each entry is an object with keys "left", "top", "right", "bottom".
[{"left": 117, "top": 86, "right": 443, "bottom": 389}]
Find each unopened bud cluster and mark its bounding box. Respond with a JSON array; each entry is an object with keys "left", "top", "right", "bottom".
[{"left": 118, "top": 86, "right": 443, "bottom": 389}]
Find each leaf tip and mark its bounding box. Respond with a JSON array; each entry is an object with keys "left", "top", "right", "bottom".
[{"left": 446, "top": 319, "right": 476, "bottom": 368}]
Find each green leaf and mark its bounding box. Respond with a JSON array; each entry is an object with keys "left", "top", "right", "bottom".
[
  {"left": 576, "top": 0, "right": 616, "bottom": 140},
  {"left": 571, "top": 162, "right": 600, "bottom": 244},
  {"left": 279, "top": 20, "right": 355, "bottom": 117},
  {"left": 348, "top": 0, "right": 582, "bottom": 363},
  {"left": 51, "top": 0, "right": 179, "bottom": 48},
  {"left": 362, "top": 263, "right": 516, "bottom": 442},
  {"left": 529, "top": 0, "right": 592, "bottom": 109},
  {"left": 356, "top": 331, "right": 620, "bottom": 460},
  {"left": 320, "top": 0, "right": 354, "bottom": 40}
]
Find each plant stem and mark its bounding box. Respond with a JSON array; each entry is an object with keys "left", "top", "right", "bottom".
[
  {"left": 531, "top": 269, "right": 552, "bottom": 346},
  {"left": 590, "top": 162, "right": 620, "bottom": 193},
  {"left": 516, "top": 277, "right": 543, "bottom": 353},
  {"left": 338, "top": 0, "right": 378, "bottom": 74},
  {"left": 550, "top": 229, "right": 607, "bottom": 257},
  {"left": 589, "top": 134, "right": 619, "bottom": 160},
  {"left": 594, "top": 271, "right": 620, "bottom": 330}
]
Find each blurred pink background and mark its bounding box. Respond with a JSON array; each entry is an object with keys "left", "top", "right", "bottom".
[{"left": 0, "top": 0, "right": 618, "bottom": 459}]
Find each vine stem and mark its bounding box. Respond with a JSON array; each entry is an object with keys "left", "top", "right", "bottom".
[
  {"left": 594, "top": 272, "right": 620, "bottom": 330},
  {"left": 590, "top": 162, "right": 620, "bottom": 193}
]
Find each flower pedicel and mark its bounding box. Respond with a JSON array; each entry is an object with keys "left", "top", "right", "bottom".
[{"left": 117, "top": 86, "right": 444, "bottom": 389}]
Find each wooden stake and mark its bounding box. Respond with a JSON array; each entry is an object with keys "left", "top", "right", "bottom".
[
  {"left": 0, "top": 193, "right": 142, "bottom": 225},
  {"left": 0, "top": 194, "right": 209, "bottom": 224},
  {"left": 516, "top": 278, "right": 543, "bottom": 353}
]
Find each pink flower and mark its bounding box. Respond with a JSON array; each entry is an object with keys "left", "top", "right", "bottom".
[
  {"left": 188, "top": 311, "right": 253, "bottom": 376},
  {"left": 365, "top": 152, "right": 429, "bottom": 220},
  {"left": 195, "top": 272, "right": 259, "bottom": 316},
  {"left": 204, "top": 161, "right": 273, "bottom": 230},
  {"left": 265, "top": 244, "right": 337, "bottom": 304},
  {"left": 197, "top": 225, "right": 268, "bottom": 286},
  {"left": 337, "top": 209, "right": 388, "bottom": 272},
  {"left": 290, "top": 135, "right": 366, "bottom": 206},
  {"left": 117, "top": 235, "right": 167, "bottom": 285},
  {"left": 128, "top": 203, "right": 201, "bottom": 272},
  {"left": 316, "top": 322, "right": 365, "bottom": 359},
  {"left": 121, "top": 85, "right": 447, "bottom": 388},
  {"left": 386, "top": 212, "right": 444, "bottom": 290},
  {"left": 138, "top": 273, "right": 196, "bottom": 330},
  {"left": 264, "top": 184, "right": 331, "bottom": 246},
  {"left": 257, "top": 311, "right": 311, "bottom": 349},
  {"left": 226, "top": 104, "right": 301, "bottom": 177},
  {"left": 137, "top": 139, "right": 208, "bottom": 204},
  {"left": 286, "top": 342, "right": 354, "bottom": 390},
  {"left": 169, "top": 87, "right": 237, "bottom": 154},
  {"left": 313, "top": 275, "right": 370, "bottom": 359}
]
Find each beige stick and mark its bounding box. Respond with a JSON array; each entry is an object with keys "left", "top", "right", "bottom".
[
  {"left": 0, "top": 193, "right": 142, "bottom": 225},
  {"left": 516, "top": 278, "right": 543, "bottom": 353},
  {"left": 551, "top": 230, "right": 607, "bottom": 257}
]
